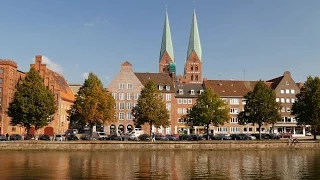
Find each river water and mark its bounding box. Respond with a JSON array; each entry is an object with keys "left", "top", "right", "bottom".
[{"left": 0, "top": 150, "right": 319, "bottom": 180}]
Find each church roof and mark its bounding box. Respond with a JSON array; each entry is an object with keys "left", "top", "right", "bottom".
[
  {"left": 187, "top": 10, "right": 202, "bottom": 61},
  {"left": 159, "top": 10, "right": 174, "bottom": 62}
]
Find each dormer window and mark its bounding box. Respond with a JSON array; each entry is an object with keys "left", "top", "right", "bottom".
[
  {"left": 159, "top": 85, "right": 163, "bottom": 90},
  {"left": 199, "top": 90, "right": 204, "bottom": 94},
  {"left": 179, "top": 89, "right": 183, "bottom": 95},
  {"left": 166, "top": 85, "right": 170, "bottom": 90},
  {"left": 190, "top": 90, "right": 195, "bottom": 95}
]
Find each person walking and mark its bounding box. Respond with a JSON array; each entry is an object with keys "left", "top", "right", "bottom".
[
  {"left": 5, "top": 133, "right": 9, "bottom": 141},
  {"left": 151, "top": 132, "right": 156, "bottom": 142}
]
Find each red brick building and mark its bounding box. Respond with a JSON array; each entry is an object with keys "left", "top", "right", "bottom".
[{"left": 0, "top": 55, "right": 74, "bottom": 136}]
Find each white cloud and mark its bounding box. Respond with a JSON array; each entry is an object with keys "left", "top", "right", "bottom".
[
  {"left": 33, "top": 56, "right": 63, "bottom": 73},
  {"left": 82, "top": 72, "right": 89, "bottom": 79},
  {"left": 83, "top": 23, "right": 94, "bottom": 27}
]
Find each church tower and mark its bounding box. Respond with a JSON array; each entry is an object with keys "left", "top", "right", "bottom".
[
  {"left": 159, "top": 8, "right": 176, "bottom": 74},
  {"left": 184, "top": 10, "right": 202, "bottom": 84}
]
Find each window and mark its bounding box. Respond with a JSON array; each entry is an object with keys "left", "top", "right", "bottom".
[
  {"left": 285, "top": 89, "right": 290, "bottom": 94},
  {"left": 119, "top": 93, "right": 125, "bottom": 100},
  {"left": 166, "top": 94, "right": 171, "bottom": 101},
  {"left": 286, "top": 98, "right": 290, "bottom": 103},
  {"left": 119, "top": 113, "right": 125, "bottom": 120},
  {"left": 159, "top": 85, "right": 163, "bottom": 90},
  {"left": 281, "top": 98, "right": 285, "bottom": 103},
  {"left": 244, "top": 127, "right": 253, "bottom": 132},
  {"left": 187, "top": 99, "right": 192, "bottom": 104},
  {"left": 230, "top": 108, "right": 239, "bottom": 114},
  {"left": 112, "top": 93, "right": 117, "bottom": 99},
  {"left": 178, "top": 108, "right": 182, "bottom": 114},
  {"left": 177, "top": 99, "right": 182, "bottom": 104},
  {"left": 291, "top": 89, "right": 295, "bottom": 94},
  {"left": 179, "top": 89, "right": 183, "bottom": 95},
  {"left": 0, "top": 68, "right": 3, "bottom": 74},
  {"left": 134, "top": 93, "right": 139, "bottom": 100},
  {"left": 286, "top": 108, "right": 291, "bottom": 112},
  {"left": 127, "top": 93, "right": 132, "bottom": 100},
  {"left": 166, "top": 85, "right": 170, "bottom": 90},
  {"left": 291, "top": 98, "right": 295, "bottom": 103},
  {"left": 183, "top": 108, "right": 187, "bottom": 114},
  {"left": 127, "top": 102, "right": 132, "bottom": 110},
  {"left": 183, "top": 99, "right": 187, "bottom": 104},
  {"left": 230, "top": 98, "right": 240, "bottom": 105},
  {"left": 127, "top": 113, "right": 133, "bottom": 120},
  {"left": 286, "top": 81, "right": 289, "bottom": 85},
  {"left": 166, "top": 103, "right": 171, "bottom": 111},
  {"left": 191, "top": 75, "right": 194, "bottom": 81},
  {"left": 195, "top": 75, "right": 198, "bottom": 81},
  {"left": 242, "top": 99, "right": 246, "bottom": 105},
  {"left": 230, "top": 117, "right": 238, "bottom": 123},
  {"left": 178, "top": 118, "right": 187, "bottom": 123},
  {"left": 221, "top": 98, "right": 228, "bottom": 104},
  {"left": 0, "top": 78, "right": 2, "bottom": 83},
  {"left": 280, "top": 90, "right": 284, "bottom": 94},
  {"left": 217, "top": 127, "right": 228, "bottom": 133},
  {"left": 190, "top": 90, "right": 195, "bottom": 95},
  {"left": 119, "top": 103, "right": 125, "bottom": 110},
  {"left": 12, "top": 127, "right": 16, "bottom": 132},
  {"left": 195, "top": 65, "right": 198, "bottom": 71},
  {"left": 276, "top": 98, "right": 279, "bottom": 102},
  {"left": 199, "top": 90, "right": 204, "bottom": 94},
  {"left": 281, "top": 107, "right": 285, "bottom": 112},
  {"left": 119, "top": 83, "right": 125, "bottom": 89},
  {"left": 230, "top": 127, "right": 240, "bottom": 133},
  {"left": 127, "top": 83, "right": 133, "bottom": 89},
  {"left": 191, "top": 65, "right": 193, "bottom": 71}
]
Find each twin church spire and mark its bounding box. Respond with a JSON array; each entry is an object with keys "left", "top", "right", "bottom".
[{"left": 159, "top": 7, "right": 202, "bottom": 84}]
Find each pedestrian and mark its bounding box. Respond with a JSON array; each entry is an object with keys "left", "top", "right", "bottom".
[
  {"left": 151, "top": 132, "right": 156, "bottom": 142},
  {"left": 5, "top": 133, "right": 9, "bottom": 141}
]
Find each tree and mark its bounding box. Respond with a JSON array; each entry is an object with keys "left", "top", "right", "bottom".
[
  {"left": 292, "top": 76, "right": 320, "bottom": 140},
  {"left": 132, "top": 80, "right": 170, "bottom": 135},
  {"left": 7, "top": 67, "right": 56, "bottom": 134},
  {"left": 187, "top": 88, "right": 230, "bottom": 140},
  {"left": 238, "top": 80, "right": 282, "bottom": 140},
  {"left": 67, "top": 73, "right": 115, "bottom": 131}
]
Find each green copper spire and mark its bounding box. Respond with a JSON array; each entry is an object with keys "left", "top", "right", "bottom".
[
  {"left": 159, "top": 9, "right": 175, "bottom": 62},
  {"left": 187, "top": 10, "right": 202, "bottom": 61}
]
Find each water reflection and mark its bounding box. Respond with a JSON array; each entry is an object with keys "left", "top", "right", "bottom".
[{"left": 0, "top": 150, "right": 319, "bottom": 179}]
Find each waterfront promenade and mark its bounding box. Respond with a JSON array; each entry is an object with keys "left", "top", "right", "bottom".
[{"left": 0, "top": 140, "right": 319, "bottom": 151}]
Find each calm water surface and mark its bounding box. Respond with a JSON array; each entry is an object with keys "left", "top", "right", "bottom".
[{"left": 0, "top": 150, "right": 320, "bottom": 180}]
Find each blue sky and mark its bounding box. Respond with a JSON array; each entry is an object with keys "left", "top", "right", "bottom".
[{"left": 0, "top": 0, "right": 319, "bottom": 86}]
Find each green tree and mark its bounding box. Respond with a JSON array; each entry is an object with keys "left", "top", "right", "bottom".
[
  {"left": 238, "top": 80, "right": 282, "bottom": 140},
  {"left": 292, "top": 76, "right": 320, "bottom": 140},
  {"left": 132, "top": 80, "right": 170, "bottom": 135},
  {"left": 187, "top": 88, "right": 230, "bottom": 140},
  {"left": 7, "top": 67, "right": 56, "bottom": 134},
  {"left": 67, "top": 73, "right": 115, "bottom": 131}
]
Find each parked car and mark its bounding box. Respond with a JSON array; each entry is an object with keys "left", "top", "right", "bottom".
[
  {"left": 280, "top": 133, "right": 292, "bottom": 138},
  {"left": 230, "top": 134, "right": 252, "bottom": 140},
  {"left": 213, "top": 134, "right": 232, "bottom": 140},
  {"left": 10, "top": 134, "right": 22, "bottom": 141},
  {"left": 109, "top": 134, "right": 122, "bottom": 141},
  {"left": 138, "top": 134, "right": 151, "bottom": 141},
  {"left": 66, "top": 134, "right": 78, "bottom": 141},
  {"left": 165, "top": 134, "right": 179, "bottom": 141},
  {"left": 55, "top": 134, "right": 64, "bottom": 141},
  {"left": 187, "top": 134, "right": 204, "bottom": 141},
  {"left": 80, "top": 134, "right": 93, "bottom": 140},
  {"left": 65, "top": 129, "right": 78, "bottom": 136},
  {"left": 24, "top": 134, "right": 35, "bottom": 140},
  {"left": 203, "top": 134, "right": 215, "bottom": 140},
  {"left": 306, "top": 132, "right": 312, "bottom": 136},
  {"left": 121, "top": 133, "right": 138, "bottom": 141},
  {"left": 155, "top": 134, "right": 169, "bottom": 141},
  {"left": 0, "top": 134, "right": 7, "bottom": 141},
  {"left": 92, "top": 132, "right": 109, "bottom": 140},
  {"left": 39, "top": 134, "right": 51, "bottom": 141}
]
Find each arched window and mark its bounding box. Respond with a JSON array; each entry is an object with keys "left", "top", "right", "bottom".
[
  {"left": 191, "top": 75, "right": 194, "bottom": 81},
  {"left": 163, "top": 67, "right": 166, "bottom": 72},
  {"left": 190, "top": 65, "right": 193, "bottom": 71},
  {"left": 195, "top": 65, "right": 198, "bottom": 71},
  {"left": 195, "top": 75, "right": 198, "bottom": 81}
]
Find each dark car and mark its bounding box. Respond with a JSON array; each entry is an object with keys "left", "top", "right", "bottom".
[
  {"left": 0, "top": 134, "right": 7, "bottom": 141},
  {"left": 213, "top": 134, "right": 232, "bottom": 140},
  {"left": 109, "top": 134, "right": 122, "bottom": 141},
  {"left": 66, "top": 134, "right": 78, "bottom": 141},
  {"left": 230, "top": 134, "right": 252, "bottom": 140},
  {"left": 187, "top": 134, "right": 204, "bottom": 141},
  {"left": 10, "top": 134, "right": 22, "bottom": 141},
  {"left": 203, "top": 134, "right": 215, "bottom": 140},
  {"left": 39, "top": 134, "right": 51, "bottom": 141},
  {"left": 155, "top": 134, "right": 169, "bottom": 141},
  {"left": 138, "top": 134, "right": 151, "bottom": 141},
  {"left": 24, "top": 134, "right": 35, "bottom": 140},
  {"left": 80, "top": 134, "right": 92, "bottom": 140},
  {"left": 280, "top": 133, "right": 292, "bottom": 138},
  {"left": 165, "top": 134, "right": 179, "bottom": 141}
]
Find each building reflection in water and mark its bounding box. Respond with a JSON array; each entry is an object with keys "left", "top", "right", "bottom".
[{"left": 0, "top": 150, "right": 319, "bottom": 179}]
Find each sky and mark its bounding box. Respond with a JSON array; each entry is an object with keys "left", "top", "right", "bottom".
[{"left": 0, "top": 0, "right": 320, "bottom": 87}]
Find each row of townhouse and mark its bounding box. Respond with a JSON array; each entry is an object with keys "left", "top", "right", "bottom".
[{"left": 106, "top": 61, "right": 306, "bottom": 137}]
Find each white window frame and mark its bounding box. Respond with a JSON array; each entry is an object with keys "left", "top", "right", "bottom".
[
  {"left": 230, "top": 98, "right": 240, "bottom": 105},
  {"left": 166, "top": 94, "right": 171, "bottom": 101},
  {"left": 166, "top": 103, "right": 171, "bottom": 111},
  {"left": 291, "top": 98, "right": 295, "bottom": 103},
  {"left": 286, "top": 98, "right": 290, "bottom": 103},
  {"left": 230, "top": 117, "right": 238, "bottom": 123},
  {"left": 230, "top": 108, "right": 239, "bottom": 114},
  {"left": 179, "top": 89, "right": 183, "bottom": 95},
  {"left": 112, "top": 93, "right": 117, "bottom": 100},
  {"left": 200, "top": 90, "right": 204, "bottom": 94},
  {"left": 183, "top": 99, "right": 187, "bottom": 104},
  {"left": 127, "top": 93, "right": 132, "bottom": 100},
  {"left": 190, "top": 90, "right": 195, "bottom": 95},
  {"left": 187, "top": 99, "right": 192, "bottom": 104},
  {"left": 119, "top": 93, "right": 125, "bottom": 100},
  {"left": 281, "top": 98, "right": 285, "bottom": 103},
  {"left": 127, "top": 102, "right": 132, "bottom": 110},
  {"left": 276, "top": 98, "right": 279, "bottom": 102},
  {"left": 177, "top": 99, "right": 182, "bottom": 104},
  {"left": 134, "top": 93, "right": 139, "bottom": 100},
  {"left": 285, "top": 89, "right": 290, "bottom": 94},
  {"left": 280, "top": 90, "right": 284, "bottom": 94},
  {"left": 119, "top": 112, "right": 125, "bottom": 120},
  {"left": 127, "top": 83, "right": 133, "bottom": 89},
  {"left": 178, "top": 108, "right": 182, "bottom": 114},
  {"left": 127, "top": 113, "right": 132, "bottom": 120},
  {"left": 119, "top": 103, "right": 125, "bottom": 110},
  {"left": 166, "top": 85, "right": 170, "bottom": 90},
  {"left": 291, "top": 89, "right": 295, "bottom": 94},
  {"left": 159, "top": 85, "right": 163, "bottom": 90}
]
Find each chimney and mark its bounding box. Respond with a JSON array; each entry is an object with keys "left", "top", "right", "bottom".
[
  {"left": 35, "top": 55, "right": 42, "bottom": 70},
  {"left": 203, "top": 78, "right": 207, "bottom": 82}
]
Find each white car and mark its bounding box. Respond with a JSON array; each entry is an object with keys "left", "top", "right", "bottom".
[
  {"left": 306, "top": 132, "right": 312, "bottom": 136},
  {"left": 55, "top": 134, "right": 64, "bottom": 141}
]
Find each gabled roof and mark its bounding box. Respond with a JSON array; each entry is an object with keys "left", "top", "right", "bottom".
[
  {"left": 48, "top": 70, "right": 75, "bottom": 102},
  {"left": 121, "top": 61, "right": 132, "bottom": 66},
  {"left": 204, "top": 80, "right": 258, "bottom": 97},
  {"left": 175, "top": 83, "right": 204, "bottom": 98},
  {"left": 187, "top": 10, "right": 202, "bottom": 61},
  {"left": 266, "top": 76, "right": 284, "bottom": 89},
  {"left": 134, "top": 72, "right": 174, "bottom": 92},
  {"left": 159, "top": 10, "right": 174, "bottom": 62}
]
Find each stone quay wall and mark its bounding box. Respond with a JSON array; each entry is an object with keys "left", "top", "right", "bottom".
[{"left": 0, "top": 140, "right": 320, "bottom": 151}]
